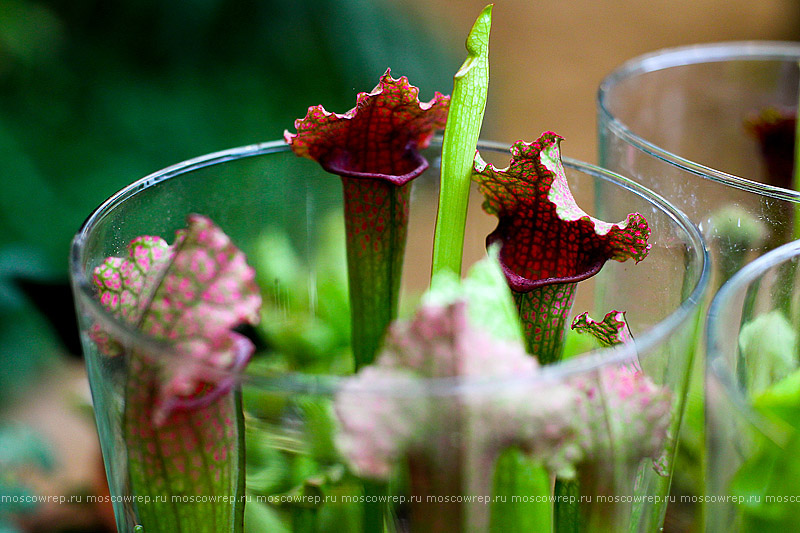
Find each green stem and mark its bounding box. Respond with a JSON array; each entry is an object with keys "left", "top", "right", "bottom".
[
  {"left": 292, "top": 507, "right": 319, "bottom": 533},
  {"left": 513, "top": 283, "right": 577, "bottom": 365},
  {"left": 554, "top": 478, "right": 581, "bottom": 533},
  {"left": 490, "top": 449, "right": 551, "bottom": 532},
  {"left": 362, "top": 481, "right": 387, "bottom": 533},
  {"left": 123, "top": 349, "right": 242, "bottom": 533},
  {"left": 342, "top": 178, "right": 410, "bottom": 369},
  {"left": 341, "top": 176, "right": 408, "bottom": 530},
  {"left": 431, "top": 4, "right": 492, "bottom": 277},
  {"left": 514, "top": 282, "right": 578, "bottom": 528}
]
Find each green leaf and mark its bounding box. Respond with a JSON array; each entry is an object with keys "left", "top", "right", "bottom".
[
  {"left": 739, "top": 311, "right": 796, "bottom": 396},
  {"left": 305, "top": 404, "right": 339, "bottom": 464},
  {"left": 729, "top": 353, "right": 800, "bottom": 527},
  {"left": 253, "top": 216, "right": 353, "bottom": 372},
  {"left": 730, "top": 432, "right": 800, "bottom": 527},
  {"left": 426, "top": 245, "right": 522, "bottom": 343},
  {"left": 431, "top": 4, "right": 492, "bottom": 276},
  {"left": 244, "top": 501, "right": 291, "bottom": 533},
  {"left": 490, "top": 448, "right": 552, "bottom": 532}
]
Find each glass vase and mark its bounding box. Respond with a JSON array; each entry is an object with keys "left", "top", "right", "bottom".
[
  {"left": 598, "top": 44, "right": 800, "bottom": 529},
  {"left": 70, "top": 139, "right": 708, "bottom": 532},
  {"left": 598, "top": 41, "right": 800, "bottom": 288},
  {"left": 706, "top": 239, "right": 800, "bottom": 532}
]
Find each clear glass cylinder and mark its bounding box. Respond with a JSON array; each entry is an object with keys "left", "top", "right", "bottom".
[
  {"left": 70, "top": 139, "right": 708, "bottom": 532},
  {"left": 598, "top": 41, "right": 800, "bottom": 288},
  {"left": 706, "top": 239, "right": 800, "bottom": 531}
]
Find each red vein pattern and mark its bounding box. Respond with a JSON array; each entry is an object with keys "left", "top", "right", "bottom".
[
  {"left": 285, "top": 69, "right": 449, "bottom": 185},
  {"left": 473, "top": 132, "right": 650, "bottom": 363},
  {"left": 513, "top": 283, "right": 577, "bottom": 364},
  {"left": 285, "top": 70, "right": 449, "bottom": 368},
  {"left": 572, "top": 310, "right": 633, "bottom": 348},
  {"left": 90, "top": 215, "right": 260, "bottom": 532}
]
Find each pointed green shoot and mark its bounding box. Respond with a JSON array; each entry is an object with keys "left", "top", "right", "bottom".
[{"left": 431, "top": 4, "right": 492, "bottom": 276}]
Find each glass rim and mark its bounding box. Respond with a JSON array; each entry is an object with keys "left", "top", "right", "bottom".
[
  {"left": 706, "top": 238, "right": 800, "bottom": 420},
  {"left": 597, "top": 40, "right": 800, "bottom": 202},
  {"left": 69, "top": 138, "right": 710, "bottom": 394}
]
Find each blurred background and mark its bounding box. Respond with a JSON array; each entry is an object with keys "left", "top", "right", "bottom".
[{"left": 1, "top": 0, "right": 798, "bottom": 531}]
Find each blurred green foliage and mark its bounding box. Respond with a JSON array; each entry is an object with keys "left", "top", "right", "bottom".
[
  {"left": 0, "top": 423, "right": 54, "bottom": 532},
  {"left": 0, "top": 0, "right": 457, "bottom": 399}
]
